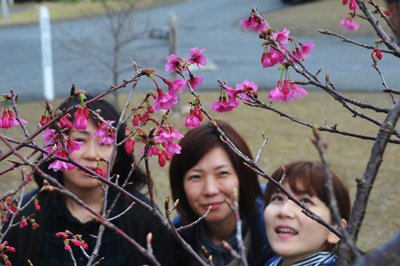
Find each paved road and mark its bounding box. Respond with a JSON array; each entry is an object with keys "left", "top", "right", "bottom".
[{"left": 0, "top": 0, "right": 398, "bottom": 102}]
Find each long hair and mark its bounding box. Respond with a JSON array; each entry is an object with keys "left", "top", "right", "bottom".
[
  {"left": 169, "top": 120, "right": 262, "bottom": 223},
  {"left": 33, "top": 94, "right": 147, "bottom": 192}
]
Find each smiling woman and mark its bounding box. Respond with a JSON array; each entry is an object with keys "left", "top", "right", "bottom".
[
  {"left": 263, "top": 161, "right": 351, "bottom": 266},
  {"left": 3, "top": 95, "right": 176, "bottom": 266},
  {"left": 169, "top": 120, "right": 274, "bottom": 266}
]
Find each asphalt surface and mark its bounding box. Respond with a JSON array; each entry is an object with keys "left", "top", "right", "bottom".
[{"left": 0, "top": 0, "right": 399, "bottom": 102}]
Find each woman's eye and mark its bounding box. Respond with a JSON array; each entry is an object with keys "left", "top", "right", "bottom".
[
  {"left": 188, "top": 175, "right": 201, "bottom": 180},
  {"left": 300, "top": 197, "right": 313, "bottom": 204},
  {"left": 219, "top": 171, "right": 229, "bottom": 176},
  {"left": 73, "top": 138, "right": 85, "bottom": 143},
  {"left": 271, "top": 194, "right": 283, "bottom": 202}
]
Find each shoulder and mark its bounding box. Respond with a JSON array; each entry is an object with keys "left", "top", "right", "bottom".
[{"left": 264, "top": 255, "right": 281, "bottom": 266}]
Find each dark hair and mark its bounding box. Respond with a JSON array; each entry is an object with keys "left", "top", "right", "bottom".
[
  {"left": 264, "top": 161, "right": 351, "bottom": 250},
  {"left": 169, "top": 120, "right": 262, "bottom": 223},
  {"left": 34, "top": 94, "right": 147, "bottom": 192}
]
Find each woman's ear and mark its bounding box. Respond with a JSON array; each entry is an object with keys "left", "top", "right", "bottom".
[{"left": 327, "top": 218, "right": 347, "bottom": 245}]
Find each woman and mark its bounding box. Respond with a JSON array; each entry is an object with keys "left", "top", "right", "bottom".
[
  {"left": 263, "top": 161, "right": 351, "bottom": 266},
  {"left": 3, "top": 95, "right": 175, "bottom": 266},
  {"left": 169, "top": 120, "right": 274, "bottom": 266}
]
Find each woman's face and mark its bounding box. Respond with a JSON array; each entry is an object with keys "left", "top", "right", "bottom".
[
  {"left": 62, "top": 118, "right": 114, "bottom": 191},
  {"left": 183, "top": 147, "right": 239, "bottom": 225},
  {"left": 264, "top": 181, "right": 339, "bottom": 265}
]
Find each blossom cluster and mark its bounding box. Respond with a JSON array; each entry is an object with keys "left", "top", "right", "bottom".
[
  {"left": 148, "top": 125, "right": 184, "bottom": 167},
  {"left": 0, "top": 96, "right": 27, "bottom": 129},
  {"left": 340, "top": 0, "right": 359, "bottom": 31},
  {"left": 56, "top": 230, "right": 89, "bottom": 251},
  {"left": 1, "top": 241, "right": 16, "bottom": 266},
  {"left": 240, "top": 12, "right": 310, "bottom": 103}
]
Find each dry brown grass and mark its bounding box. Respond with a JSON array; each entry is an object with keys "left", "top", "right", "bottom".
[{"left": 1, "top": 90, "right": 399, "bottom": 252}]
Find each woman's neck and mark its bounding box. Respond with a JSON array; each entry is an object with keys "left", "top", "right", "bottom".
[
  {"left": 204, "top": 213, "right": 237, "bottom": 246},
  {"left": 64, "top": 186, "right": 104, "bottom": 223}
]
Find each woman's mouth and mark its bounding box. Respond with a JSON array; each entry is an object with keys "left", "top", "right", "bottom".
[{"left": 275, "top": 225, "right": 298, "bottom": 238}]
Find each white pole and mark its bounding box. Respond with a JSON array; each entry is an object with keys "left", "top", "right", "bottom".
[
  {"left": 40, "top": 6, "right": 54, "bottom": 101},
  {"left": 1, "top": 0, "right": 9, "bottom": 21}
]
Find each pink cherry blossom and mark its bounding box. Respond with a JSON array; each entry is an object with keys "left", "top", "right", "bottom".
[
  {"left": 124, "top": 137, "right": 135, "bottom": 155},
  {"left": 8, "top": 110, "right": 27, "bottom": 128},
  {"left": 268, "top": 81, "right": 284, "bottom": 101},
  {"left": 349, "top": 0, "right": 357, "bottom": 10},
  {"left": 188, "top": 47, "right": 207, "bottom": 69},
  {"left": 185, "top": 109, "right": 201, "bottom": 127},
  {"left": 210, "top": 96, "right": 240, "bottom": 113},
  {"left": 240, "top": 15, "right": 267, "bottom": 33},
  {"left": 153, "top": 88, "right": 175, "bottom": 111},
  {"left": 164, "top": 143, "right": 182, "bottom": 156},
  {"left": 235, "top": 80, "right": 258, "bottom": 101},
  {"left": 2, "top": 110, "right": 10, "bottom": 129},
  {"left": 340, "top": 18, "right": 360, "bottom": 31},
  {"left": 186, "top": 75, "right": 204, "bottom": 91},
  {"left": 300, "top": 42, "right": 315, "bottom": 58},
  {"left": 43, "top": 129, "right": 56, "bottom": 144},
  {"left": 272, "top": 28, "right": 290, "bottom": 46},
  {"left": 290, "top": 82, "right": 308, "bottom": 99},
  {"left": 74, "top": 106, "right": 89, "bottom": 130},
  {"left": 165, "top": 54, "right": 184, "bottom": 73}
]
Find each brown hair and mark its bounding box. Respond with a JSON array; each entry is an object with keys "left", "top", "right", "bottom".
[
  {"left": 264, "top": 161, "right": 351, "bottom": 250},
  {"left": 169, "top": 120, "right": 262, "bottom": 223}
]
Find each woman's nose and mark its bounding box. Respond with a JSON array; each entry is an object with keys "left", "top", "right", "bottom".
[
  {"left": 203, "top": 176, "right": 219, "bottom": 196},
  {"left": 278, "top": 200, "right": 297, "bottom": 218},
  {"left": 83, "top": 141, "right": 100, "bottom": 161}
]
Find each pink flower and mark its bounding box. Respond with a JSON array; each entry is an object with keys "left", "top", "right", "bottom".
[
  {"left": 34, "top": 199, "right": 41, "bottom": 211},
  {"left": 165, "top": 54, "right": 185, "bottom": 73},
  {"left": 268, "top": 81, "right": 284, "bottom": 101},
  {"left": 349, "top": 0, "right": 357, "bottom": 10},
  {"left": 124, "top": 137, "right": 135, "bottom": 155},
  {"left": 2, "top": 110, "right": 10, "bottom": 129},
  {"left": 74, "top": 106, "right": 89, "bottom": 130},
  {"left": 60, "top": 113, "right": 72, "bottom": 129},
  {"left": 261, "top": 52, "right": 274, "bottom": 68},
  {"left": 153, "top": 88, "right": 175, "bottom": 111},
  {"left": 48, "top": 150, "right": 78, "bottom": 172},
  {"left": 268, "top": 80, "right": 308, "bottom": 102},
  {"left": 290, "top": 82, "right": 308, "bottom": 99},
  {"left": 188, "top": 47, "right": 207, "bottom": 69},
  {"left": 93, "top": 121, "right": 115, "bottom": 145},
  {"left": 164, "top": 143, "right": 182, "bottom": 156},
  {"left": 235, "top": 80, "right": 258, "bottom": 101},
  {"left": 8, "top": 110, "right": 27, "bottom": 128},
  {"left": 240, "top": 15, "right": 267, "bottom": 33},
  {"left": 64, "top": 243, "right": 71, "bottom": 251},
  {"left": 210, "top": 96, "right": 240, "bottom": 113},
  {"left": 132, "top": 114, "right": 139, "bottom": 126},
  {"left": 186, "top": 75, "right": 204, "bottom": 91},
  {"left": 155, "top": 126, "right": 184, "bottom": 143},
  {"left": 185, "top": 109, "right": 201, "bottom": 127},
  {"left": 300, "top": 42, "right": 315, "bottom": 59},
  {"left": 340, "top": 18, "right": 360, "bottom": 31},
  {"left": 372, "top": 48, "right": 383, "bottom": 60},
  {"left": 71, "top": 239, "right": 81, "bottom": 246},
  {"left": 95, "top": 166, "right": 105, "bottom": 177},
  {"left": 43, "top": 129, "right": 56, "bottom": 144},
  {"left": 272, "top": 28, "right": 290, "bottom": 46}
]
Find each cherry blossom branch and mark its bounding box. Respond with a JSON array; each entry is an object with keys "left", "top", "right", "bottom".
[
  {"left": 355, "top": 0, "right": 400, "bottom": 55},
  {"left": 243, "top": 98, "right": 400, "bottom": 143},
  {"left": 310, "top": 125, "right": 361, "bottom": 259},
  {"left": 164, "top": 197, "right": 209, "bottom": 266},
  {"left": 339, "top": 98, "right": 400, "bottom": 263}
]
